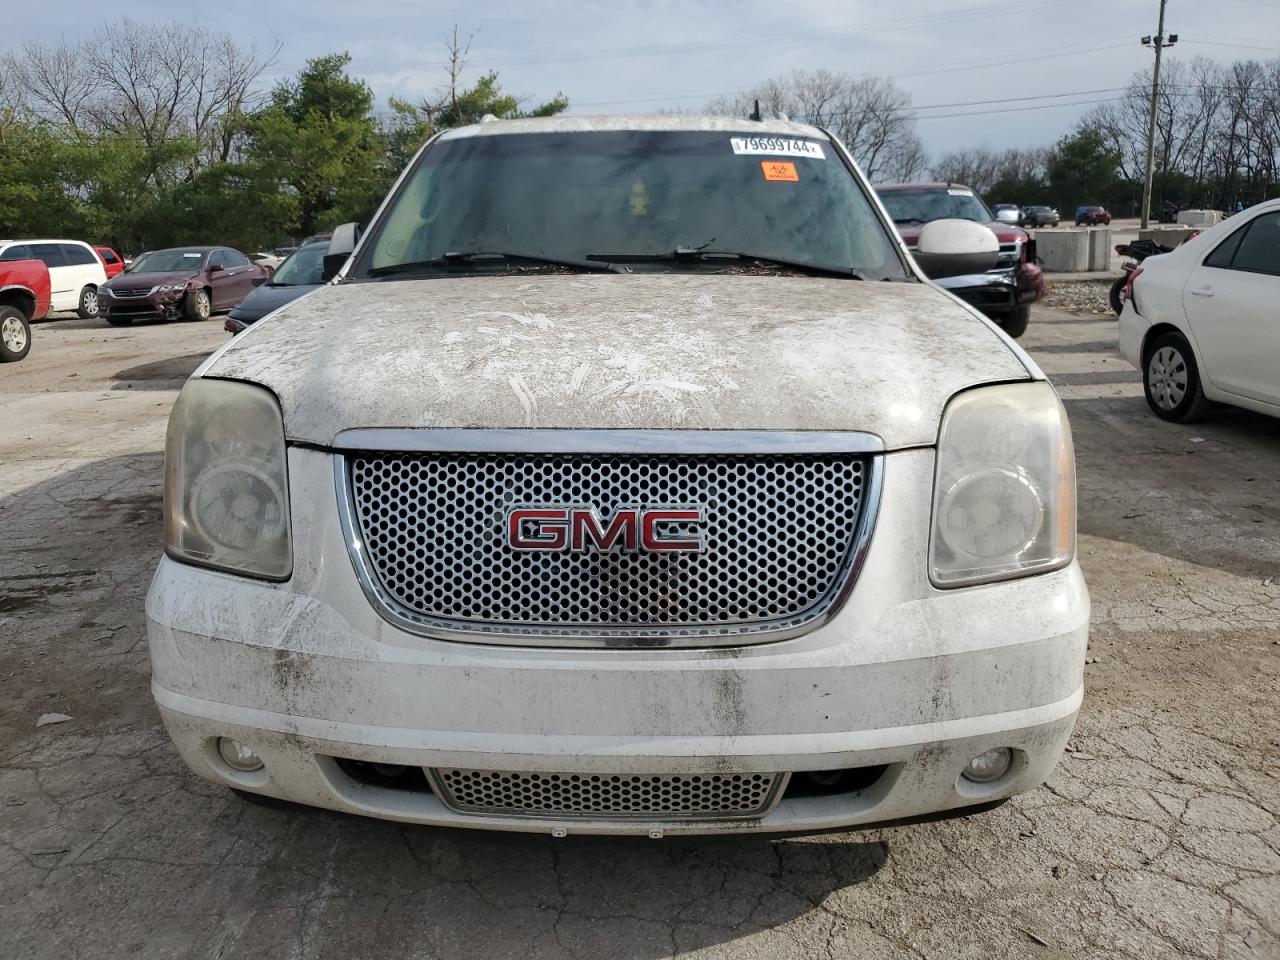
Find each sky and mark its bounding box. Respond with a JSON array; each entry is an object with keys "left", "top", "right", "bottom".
[{"left": 12, "top": 0, "right": 1280, "bottom": 157}]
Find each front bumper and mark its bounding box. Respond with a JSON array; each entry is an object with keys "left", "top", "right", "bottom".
[
  {"left": 146, "top": 446, "right": 1089, "bottom": 835},
  {"left": 101, "top": 292, "right": 185, "bottom": 320},
  {"left": 936, "top": 265, "right": 1043, "bottom": 317}
]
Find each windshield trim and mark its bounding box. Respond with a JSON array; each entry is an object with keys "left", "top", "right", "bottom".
[{"left": 343, "top": 126, "right": 915, "bottom": 284}]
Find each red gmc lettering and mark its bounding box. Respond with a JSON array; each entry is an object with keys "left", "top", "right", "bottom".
[
  {"left": 507, "top": 507, "right": 704, "bottom": 552},
  {"left": 571, "top": 510, "right": 638, "bottom": 551},
  {"left": 641, "top": 510, "right": 704, "bottom": 552},
  {"left": 508, "top": 509, "right": 569, "bottom": 550}
]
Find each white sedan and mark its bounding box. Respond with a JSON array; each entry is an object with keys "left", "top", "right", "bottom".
[{"left": 1119, "top": 199, "right": 1280, "bottom": 421}]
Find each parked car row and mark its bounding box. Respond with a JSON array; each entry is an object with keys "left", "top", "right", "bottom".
[
  {"left": 988, "top": 204, "right": 1061, "bottom": 228},
  {"left": 0, "top": 239, "right": 112, "bottom": 319}
]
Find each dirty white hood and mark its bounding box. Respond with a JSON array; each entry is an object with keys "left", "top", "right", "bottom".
[{"left": 204, "top": 273, "right": 1031, "bottom": 450}]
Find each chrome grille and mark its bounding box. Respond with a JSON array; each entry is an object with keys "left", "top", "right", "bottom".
[
  {"left": 109, "top": 286, "right": 154, "bottom": 299},
  {"left": 343, "top": 450, "right": 872, "bottom": 643},
  {"left": 429, "top": 768, "right": 783, "bottom": 820}
]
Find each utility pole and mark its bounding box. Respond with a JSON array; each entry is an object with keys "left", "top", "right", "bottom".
[{"left": 1140, "top": 1, "right": 1178, "bottom": 229}]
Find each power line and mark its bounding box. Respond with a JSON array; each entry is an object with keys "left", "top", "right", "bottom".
[{"left": 1183, "top": 39, "right": 1280, "bottom": 54}]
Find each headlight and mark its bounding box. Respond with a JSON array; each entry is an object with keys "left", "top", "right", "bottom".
[
  {"left": 157, "top": 284, "right": 187, "bottom": 294},
  {"left": 164, "top": 379, "right": 292, "bottom": 580},
  {"left": 930, "top": 382, "right": 1075, "bottom": 587}
]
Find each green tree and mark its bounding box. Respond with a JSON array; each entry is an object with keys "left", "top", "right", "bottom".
[
  {"left": 246, "top": 54, "right": 385, "bottom": 237},
  {"left": 1046, "top": 129, "right": 1122, "bottom": 216},
  {"left": 385, "top": 71, "right": 568, "bottom": 167}
]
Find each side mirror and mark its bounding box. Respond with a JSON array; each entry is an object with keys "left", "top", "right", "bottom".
[
  {"left": 251, "top": 276, "right": 267, "bottom": 287},
  {"left": 323, "top": 222, "right": 361, "bottom": 281},
  {"left": 913, "top": 219, "right": 1000, "bottom": 279},
  {"left": 208, "top": 263, "right": 224, "bottom": 273},
  {"left": 994, "top": 208, "right": 1020, "bottom": 224}
]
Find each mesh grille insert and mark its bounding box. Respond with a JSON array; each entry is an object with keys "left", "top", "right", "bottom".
[
  {"left": 430, "top": 769, "right": 781, "bottom": 820},
  {"left": 346, "top": 452, "right": 868, "bottom": 639}
]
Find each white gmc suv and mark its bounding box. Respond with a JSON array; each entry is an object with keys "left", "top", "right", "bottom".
[{"left": 146, "top": 116, "right": 1089, "bottom": 836}]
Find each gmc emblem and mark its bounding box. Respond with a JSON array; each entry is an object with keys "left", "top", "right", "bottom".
[{"left": 506, "top": 507, "right": 705, "bottom": 553}]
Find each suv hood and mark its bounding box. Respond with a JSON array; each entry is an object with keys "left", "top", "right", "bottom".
[{"left": 203, "top": 274, "right": 1030, "bottom": 449}]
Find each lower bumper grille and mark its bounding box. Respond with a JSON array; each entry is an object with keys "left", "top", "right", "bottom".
[{"left": 428, "top": 768, "right": 784, "bottom": 820}]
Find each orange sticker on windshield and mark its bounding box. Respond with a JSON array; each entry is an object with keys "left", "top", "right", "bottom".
[{"left": 761, "top": 161, "right": 799, "bottom": 182}]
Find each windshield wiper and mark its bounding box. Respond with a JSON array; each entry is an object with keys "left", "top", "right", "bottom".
[
  {"left": 587, "top": 249, "right": 866, "bottom": 280},
  {"left": 366, "top": 251, "right": 619, "bottom": 277},
  {"left": 892, "top": 217, "right": 926, "bottom": 224}
]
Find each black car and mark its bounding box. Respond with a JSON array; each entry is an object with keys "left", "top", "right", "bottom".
[{"left": 224, "top": 240, "right": 328, "bottom": 334}]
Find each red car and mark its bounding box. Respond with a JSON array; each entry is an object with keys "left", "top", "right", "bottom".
[
  {"left": 0, "top": 258, "right": 52, "bottom": 362},
  {"left": 875, "top": 182, "right": 1045, "bottom": 338},
  {"left": 95, "top": 245, "right": 126, "bottom": 278},
  {"left": 1075, "top": 206, "right": 1112, "bottom": 226}
]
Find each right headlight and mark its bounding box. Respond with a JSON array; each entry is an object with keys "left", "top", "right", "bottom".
[
  {"left": 930, "top": 382, "right": 1075, "bottom": 587},
  {"left": 164, "top": 378, "right": 292, "bottom": 580}
]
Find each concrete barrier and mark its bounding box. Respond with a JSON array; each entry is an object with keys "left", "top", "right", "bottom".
[
  {"left": 1088, "top": 228, "right": 1113, "bottom": 271},
  {"left": 1178, "top": 209, "right": 1220, "bottom": 228},
  {"left": 1140, "top": 226, "right": 1199, "bottom": 247},
  {"left": 1036, "top": 229, "right": 1091, "bottom": 272}
]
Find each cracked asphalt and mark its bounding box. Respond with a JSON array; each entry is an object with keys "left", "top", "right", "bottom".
[{"left": 1, "top": 304, "right": 1277, "bottom": 960}]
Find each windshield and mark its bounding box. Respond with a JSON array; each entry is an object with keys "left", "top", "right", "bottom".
[
  {"left": 878, "top": 188, "right": 994, "bottom": 225},
  {"left": 129, "top": 249, "right": 205, "bottom": 274},
  {"left": 270, "top": 242, "right": 327, "bottom": 286},
  {"left": 356, "top": 130, "right": 907, "bottom": 280}
]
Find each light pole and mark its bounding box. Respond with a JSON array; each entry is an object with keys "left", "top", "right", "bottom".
[{"left": 1140, "top": 1, "right": 1178, "bottom": 229}]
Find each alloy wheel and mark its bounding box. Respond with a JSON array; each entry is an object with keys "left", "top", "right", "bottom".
[
  {"left": 1148, "top": 345, "right": 1188, "bottom": 411},
  {"left": 1, "top": 315, "right": 28, "bottom": 352}
]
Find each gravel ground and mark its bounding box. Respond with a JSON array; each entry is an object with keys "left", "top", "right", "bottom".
[
  {"left": 1, "top": 308, "right": 1277, "bottom": 960},
  {"left": 1043, "top": 279, "right": 1116, "bottom": 317}
]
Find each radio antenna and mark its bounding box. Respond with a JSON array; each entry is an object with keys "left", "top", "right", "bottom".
[{"left": 749, "top": 99, "right": 762, "bottom": 122}]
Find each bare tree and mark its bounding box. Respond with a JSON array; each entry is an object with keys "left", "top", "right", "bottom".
[
  {"left": 709, "top": 70, "right": 926, "bottom": 182},
  {"left": 7, "top": 20, "right": 277, "bottom": 175}
]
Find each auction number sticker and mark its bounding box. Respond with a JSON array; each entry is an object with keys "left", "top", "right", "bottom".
[
  {"left": 761, "top": 161, "right": 799, "bottom": 182},
  {"left": 730, "top": 137, "right": 826, "bottom": 159}
]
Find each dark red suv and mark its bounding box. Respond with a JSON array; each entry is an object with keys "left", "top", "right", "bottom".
[
  {"left": 875, "top": 182, "right": 1044, "bottom": 338},
  {"left": 1075, "top": 206, "right": 1112, "bottom": 226}
]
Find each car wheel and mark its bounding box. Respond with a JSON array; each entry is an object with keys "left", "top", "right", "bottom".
[
  {"left": 999, "top": 306, "right": 1030, "bottom": 339},
  {"left": 184, "top": 288, "right": 211, "bottom": 321},
  {"left": 1144, "top": 331, "right": 1211, "bottom": 422},
  {"left": 1109, "top": 275, "right": 1128, "bottom": 315},
  {"left": 0, "top": 306, "right": 32, "bottom": 362},
  {"left": 77, "top": 286, "right": 100, "bottom": 319}
]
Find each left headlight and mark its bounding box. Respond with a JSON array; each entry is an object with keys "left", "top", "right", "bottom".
[
  {"left": 930, "top": 382, "right": 1075, "bottom": 588},
  {"left": 164, "top": 378, "right": 292, "bottom": 580}
]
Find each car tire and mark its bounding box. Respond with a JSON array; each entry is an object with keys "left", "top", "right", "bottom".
[
  {"left": 184, "top": 288, "right": 211, "bottom": 322},
  {"left": 0, "top": 305, "right": 32, "bottom": 362},
  {"left": 999, "top": 306, "right": 1030, "bottom": 339},
  {"left": 77, "top": 286, "right": 100, "bottom": 319},
  {"left": 1109, "top": 275, "right": 1127, "bottom": 315},
  {"left": 1144, "top": 331, "right": 1212, "bottom": 422}
]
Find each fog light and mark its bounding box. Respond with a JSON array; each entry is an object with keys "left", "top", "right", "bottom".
[
  {"left": 217, "top": 737, "right": 264, "bottom": 772},
  {"left": 962, "top": 747, "right": 1012, "bottom": 783}
]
